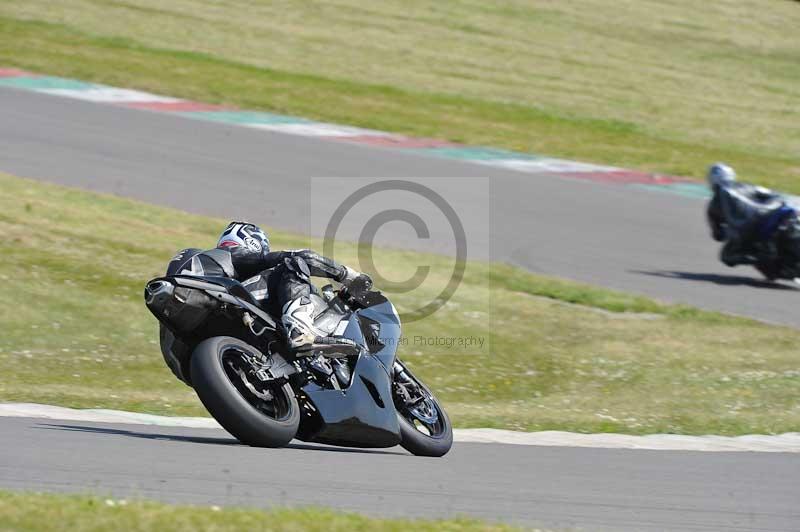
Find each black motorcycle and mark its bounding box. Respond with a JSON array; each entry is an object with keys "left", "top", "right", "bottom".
[{"left": 143, "top": 271, "right": 452, "bottom": 457}]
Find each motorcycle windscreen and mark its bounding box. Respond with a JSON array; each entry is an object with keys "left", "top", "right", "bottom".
[{"left": 354, "top": 297, "right": 402, "bottom": 371}]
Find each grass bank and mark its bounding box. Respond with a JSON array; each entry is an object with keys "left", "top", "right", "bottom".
[
  {"left": 0, "top": 1, "right": 798, "bottom": 191},
  {"left": 1, "top": 172, "right": 799, "bottom": 435},
  {"left": 0, "top": 491, "right": 524, "bottom": 532}
]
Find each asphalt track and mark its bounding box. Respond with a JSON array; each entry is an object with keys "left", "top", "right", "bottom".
[
  {"left": 1, "top": 417, "right": 798, "bottom": 531},
  {"left": 2, "top": 86, "right": 800, "bottom": 530},
  {"left": 0, "top": 87, "right": 798, "bottom": 327}
]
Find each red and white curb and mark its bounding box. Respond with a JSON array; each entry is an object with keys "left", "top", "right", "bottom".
[
  {"left": 1, "top": 403, "right": 798, "bottom": 453},
  {"left": 0, "top": 67, "right": 700, "bottom": 192},
  {"left": 2, "top": 68, "right": 795, "bottom": 203},
  {"left": 38, "top": 87, "right": 183, "bottom": 104}
]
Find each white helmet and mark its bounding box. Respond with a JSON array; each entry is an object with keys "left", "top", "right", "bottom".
[
  {"left": 707, "top": 163, "right": 736, "bottom": 188},
  {"left": 216, "top": 221, "right": 270, "bottom": 254}
]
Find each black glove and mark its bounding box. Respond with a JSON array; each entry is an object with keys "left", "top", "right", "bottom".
[
  {"left": 340, "top": 266, "right": 373, "bottom": 294},
  {"left": 350, "top": 273, "right": 373, "bottom": 295}
]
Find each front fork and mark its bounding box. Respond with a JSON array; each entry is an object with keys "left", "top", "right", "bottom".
[{"left": 392, "top": 361, "right": 424, "bottom": 406}]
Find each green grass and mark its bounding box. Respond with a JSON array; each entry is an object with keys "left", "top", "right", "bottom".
[
  {"left": 0, "top": 491, "right": 527, "bottom": 532},
  {"left": 2, "top": 172, "right": 800, "bottom": 436},
  {"left": 0, "top": 1, "right": 798, "bottom": 192}
]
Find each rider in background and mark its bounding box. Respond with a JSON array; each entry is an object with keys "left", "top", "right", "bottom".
[{"left": 706, "top": 163, "right": 788, "bottom": 267}]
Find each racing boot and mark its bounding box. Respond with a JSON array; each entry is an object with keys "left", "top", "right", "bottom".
[
  {"left": 280, "top": 296, "right": 324, "bottom": 351},
  {"left": 281, "top": 296, "right": 359, "bottom": 355}
]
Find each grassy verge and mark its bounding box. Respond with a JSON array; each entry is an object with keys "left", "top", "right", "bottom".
[
  {"left": 1, "top": 172, "right": 799, "bottom": 435},
  {"left": 0, "top": 2, "right": 798, "bottom": 192},
  {"left": 0, "top": 491, "right": 524, "bottom": 532}
]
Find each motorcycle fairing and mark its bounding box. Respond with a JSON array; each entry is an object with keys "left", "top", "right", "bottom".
[
  {"left": 351, "top": 294, "right": 402, "bottom": 371},
  {"left": 295, "top": 294, "right": 403, "bottom": 447},
  {"left": 758, "top": 205, "right": 797, "bottom": 241},
  {"left": 159, "top": 324, "right": 192, "bottom": 384},
  {"left": 297, "top": 353, "right": 401, "bottom": 448}
]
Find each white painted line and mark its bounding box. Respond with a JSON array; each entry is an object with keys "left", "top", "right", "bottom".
[
  {"left": 455, "top": 428, "right": 800, "bottom": 452},
  {"left": 36, "top": 87, "right": 182, "bottom": 103},
  {"left": 245, "top": 122, "right": 397, "bottom": 137},
  {"left": 2, "top": 403, "right": 798, "bottom": 452},
  {"left": 0, "top": 403, "right": 221, "bottom": 428}
]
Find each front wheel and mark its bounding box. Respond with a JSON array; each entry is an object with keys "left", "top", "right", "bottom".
[
  {"left": 393, "top": 360, "right": 453, "bottom": 457},
  {"left": 755, "top": 261, "right": 780, "bottom": 281},
  {"left": 190, "top": 336, "right": 299, "bottom": 447}
]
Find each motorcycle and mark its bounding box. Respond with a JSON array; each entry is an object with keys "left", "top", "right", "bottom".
[{"left": 143, "top": 268, "right": 452, "bottom": 457}]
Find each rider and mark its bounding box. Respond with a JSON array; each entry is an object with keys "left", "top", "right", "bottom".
[
  {"left": 706, "top": 163, "right": 786, "bottom": 267},
  {"left": 168, "top": 221, "right": 372, "bottom": 350}
]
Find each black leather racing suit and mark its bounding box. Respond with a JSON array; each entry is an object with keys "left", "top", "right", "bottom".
[
  {"left": 167, "top": 246, "right": 349, "bottom": 320},
  {"left": 707, "top": 182, "right": 783, "bottom": 266}
]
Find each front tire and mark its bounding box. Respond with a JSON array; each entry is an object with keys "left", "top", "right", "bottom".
[
  {"left": 190, "top": 336, "right": 299, "bottom": 447},
  {"left": 755, "top": 261, "right": 780, "bottom": 281},
  {"left": 393, "top": 361, "right": 453, "bottom": 457}
]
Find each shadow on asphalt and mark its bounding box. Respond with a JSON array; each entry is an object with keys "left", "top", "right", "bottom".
[
  {"left": 36, "top": 423, "right": 406, "bottom": 455},
  {"left": 631, "top": 270, "right": 800, "bottom": 291}
]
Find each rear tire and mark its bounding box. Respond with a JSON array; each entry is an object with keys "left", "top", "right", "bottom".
[{"left": 190, "top": 336, "right": 299, "bottom": 447}]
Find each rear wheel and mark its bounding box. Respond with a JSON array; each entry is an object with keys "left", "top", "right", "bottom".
[
  {"left": 190, "top": 336, "right": 299, "bottom": 447},
  {"left": 392, "top": 360, "right": 452, "bottom": 457}
]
